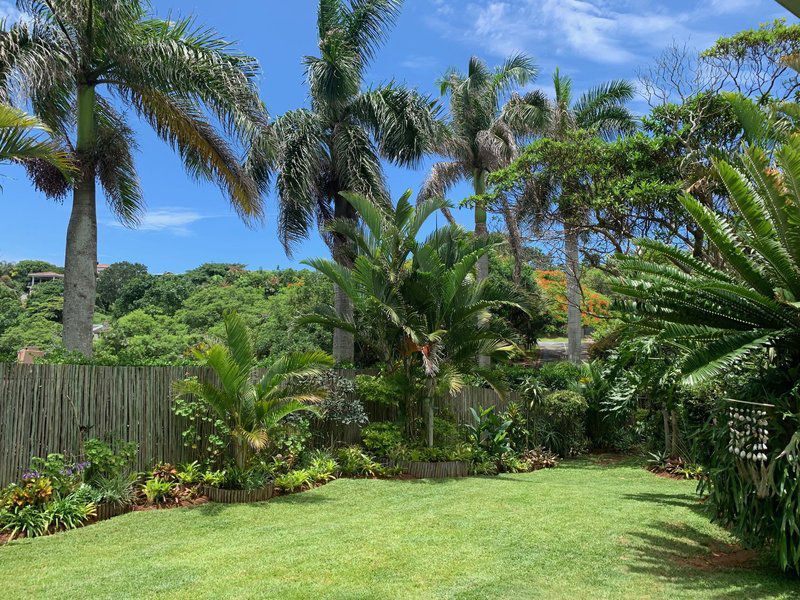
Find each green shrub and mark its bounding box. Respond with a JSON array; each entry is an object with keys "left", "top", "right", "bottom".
[
  {"left": 533, "top": 390, "right": 588, "bottom": 457},
  {"left": 84, "top": 474, "right": 137, "bottom": 506},
  {"left": 83, "top": 438, "right": 138, "bottom": 482},
  {"left": 141, "top": 478, "right": 174, "bottom": 503},
  {"left": 275, "top": 469, "right": 313, "bottom": 492},
  {"left": 537, "top": 362, "right": 581, "bottom": 390},
  {"left": 355, "top": 375, "right": 402, "bottom": 406},
  {"left": 336, "top": 446, "right": 383, "bottom": 477},
  {"left": 305, "top": 450, "right": 338, "bottom": 483},
  {"left": 0, "top": 504, "right": 51, "bottom": 539},
  {"left": 176, "top": 461, "right": 203, "bottom": 485},
  {"left": 361, "top": 422, "right": 404, "bottom": 458},
  {"left": 45, "top": 494, "right": 96, "bottom": 531}
]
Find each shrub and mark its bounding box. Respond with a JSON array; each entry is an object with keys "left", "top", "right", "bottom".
[
  {"left": 314, "top": 371, "right": 368, "bottom": 426},
  {"left": 176, "top": 461, "right": 203, "bottom": 485},
  {"left": 84, "top": 473, "right": 137, "bottom": 506},
  {"left": 355, "top": 374, "right": 402, "bottom": 406},
  {"left": 275, "top": 469, "right": 313, "bottom": 492},
  {"left": 533, "top": 390, "right": 588, "bottom": 457},
  {"left": 336, "top": 446, "right": 383, "bottom": 477},
  {"left": 45, "top": 494, "right": 96, "bottom": 531},
  {"left": 306, "top": 450, "right": 338, "bottom": 483},
  {"left": 83, "top": 438, "right": 138, "bottom": 482},
  {"left": 0, "top": 504, "right": 50, "bottom": 539},
  {"left": 219, "top": 466, "right": 272, "bottom": 491},
  {"left": 141, "top": 478, "right": 174, "bottom": 503},
  {"left": 537, "top": 361, "right": 581, "bottom": 390},
  {"left": 466, "top": 406, "right": 512, "bottom": 457},
  {"left": 361, "top": 422, "right": 404, "bottom": 458}
]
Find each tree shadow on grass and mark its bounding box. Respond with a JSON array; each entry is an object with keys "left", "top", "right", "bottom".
[
  {"left": 623, "top": 520, "right": 796, "bottom": 599},
  {"left": 622, "top": 491, "right": 706, "bottom": 514}
]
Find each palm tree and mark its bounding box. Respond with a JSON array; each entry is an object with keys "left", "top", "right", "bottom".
[
  {"left": 421, "top": 56, "right": 545, "bottom": 261},
  {"left": 254, "top": 0, "right": 438, "bottom": 365},
  {"left": 420, "top": 54, "right": 545, "bottom": 366},
  {"left": 175, "top": 311, "right": 333, "bottom": 469},
  {"left": 0, "top": 104, "right": 72, "bottom": 175},
  {"left": 0, "top": 1, "right": 267, "bottom": 356},
  {"left": 304, "top": 191, "right": 524, "bottom": 446},
  {"left": 539, "top": 68, "right": 635, "bottom": 363}
]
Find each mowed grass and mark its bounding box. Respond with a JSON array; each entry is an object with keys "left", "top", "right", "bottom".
[{"left": 1, "top": 459, "right": 796, "bottom": 599}]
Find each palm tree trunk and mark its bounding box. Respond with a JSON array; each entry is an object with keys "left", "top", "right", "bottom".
[
  {"left": 474, "top": 171, "right": 490, "bottom": 368},
  {"left": 63, "top": 84, "right": 97, "bottom": 356},
  {"left": 332, "top": 194, "right": 355, "bottom": 364},
  {"left": 564, "top": 219, "right": 582, "bottom": 364}
]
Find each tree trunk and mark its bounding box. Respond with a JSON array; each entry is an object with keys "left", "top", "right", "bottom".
[
  {"left": 501, "top": 198, "right": 524, "bottom": 284},
  {"left": 426, "top": 397, "right": 434, "bottom": 448},
  {"left": 670, "top": 410, "right": 679, "bottom": 457},
  {"left": 474, "top": 171, "right": 490, "bottom": 368},
  {"left": 662, "top": 407, "right": 671, "bottom": 456},
  {"left": 332, "top": 194, "right": 355, "bottom": 364},
  {"left": 564, "top": 219, "right": 582, "bottom": 364},
  {"left": 63, "top": 84, "right": 97, "bottom": 357}
]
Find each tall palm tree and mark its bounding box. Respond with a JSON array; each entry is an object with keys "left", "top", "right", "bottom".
[
  {"left": 0, "top": 104, "right": 72, "bottom": 174},
  {"left": 304, "top": 191, "right": 524, "bottom": 446},
  {"left": 254, "top": 0, "right": 438, "bottom": 365},
  {"left": 0, "top": 1, "right": 267, "bottom": 356},
  {"left": 420, "top": 54, "right": 545, "bottom": 365},
  {"left": 540, "top": 68, "right": 635, "bottom": 363},
  {"left": 175, "top": 311, "right": 333, "bottom": 469}
]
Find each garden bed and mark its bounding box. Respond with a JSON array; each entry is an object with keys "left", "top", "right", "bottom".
[
  {"left": 95, "top": 502, "right": 132, "bottom": 522},
  {"left": 201, "top": 483, "right": 274, "bottom": 504}
]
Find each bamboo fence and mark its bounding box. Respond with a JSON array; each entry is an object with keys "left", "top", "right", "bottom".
[{"left": 0, "top": 363, "right": 515, "bottom": 485}]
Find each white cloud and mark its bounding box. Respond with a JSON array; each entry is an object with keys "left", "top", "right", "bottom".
[
  {"left": 426, "top": 0, "right": 764, "bottom": 66},
  {"left": 109, "top": 208, "right": 208, "bottom": 236},
  {"left": 400, "top": 55, "right": 439, "bottom": 70}
]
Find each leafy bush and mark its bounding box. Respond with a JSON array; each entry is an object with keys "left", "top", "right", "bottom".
[
  {"left": 355, "top": 374, "right": 402, "bottom": 406},
  {"left": 26, "top": 454, "right": 87, "bottom": 497},
  {"left": 313, "top": 371, "right": 368, "bottom": 426},
  {"left": 45, "top": 494, "right": 96, "bottom": 531},
  {"left": 220, "top": 466, "right": 272, "bottom": 491},
  {"left": 202, "top": 470, "right": 226, "bottom": 487},
  {"left": 336, "top": 446, "right": 383, "bottom": 477},
  {"left": 176, "top": 461, "right": 203, "bottom": 485},
  {"left": 361, "top": 422, "right": 405, "bottom": 459},
  {"left": 84, "top": 474, "right": 137, "bottom": 506},
  {"left": 0, "top": 504, "right": 51, "bottom": 539},
  {"left": 274, "top": 469, "right": 313, "bottom": 492},
  {"left": 305, "top": 450, "right": 338, "bottom": 483},
  {"left": 141, "top": 478, "right": 174, "bottom": 503},
  {"left": 536, "top": 361, "right": 581, "bottom": 390},
  {"left": 533, "top": 391, "right": 588, "bottom": 457},
  {"left": 83, "top": 438, "right": 138, "bottom": 482},
  {"left": 466, "top": 406, "right": 512, "bottom": 457}
]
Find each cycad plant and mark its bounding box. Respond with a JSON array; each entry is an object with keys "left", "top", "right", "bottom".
[
  {"left": 0, "top": 104, "right": 72, "bottom": 174},
  {"left": 175, "top": 312, "right": 333, "bottom": 470},
  {"left": 613, "top": 142, "right": 800, "bottom": 383},
  {"left": 304, "top": 191, "right": 525, "bottom": 446},
  {"left": 255, "top": 0, "right": 439, "bottom": 364},
  {"left": 0, "top": 1, "right": 267, "bottom": 355}
]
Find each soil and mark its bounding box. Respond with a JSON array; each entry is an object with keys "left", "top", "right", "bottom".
[{"left": 676, "top": 543, "right": 759, "bottom": 571}]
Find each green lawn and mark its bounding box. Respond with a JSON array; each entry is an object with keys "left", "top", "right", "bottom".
[{"left": 1, "top": 459, "right": 796, "bottom": 599}]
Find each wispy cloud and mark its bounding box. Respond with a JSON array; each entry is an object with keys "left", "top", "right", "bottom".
[
  {"left": 109, "top": 208, "right": 209, "bottom": 236},
  {"left": 426, "top": 0, "right": 768, "bottom": 66},
  {"left": 400, "top": 55, "right": 439, "bottom": 70}
]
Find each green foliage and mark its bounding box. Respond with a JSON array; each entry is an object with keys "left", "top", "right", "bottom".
[
  {"left": 176, "top": 461, "right": 203, "bottom": 486},
  {"left": 274, "top": 469, "right": 313, "bottom": 492},
  {"left": 84, "top": 474, "right": 136, "bottom": 507},
  {"left": 466, "top": 406, "right": 512, "bottom": 457},
  {"left": 45, "top": 494, "right": 96, "bottom": 532},
  {"left": 305, "top": 450, "right": 338, "bottom": 483},
  {"left": 361, "top": 422, "right": 404, "bottom": 458},
  {"left": 83, "top": 438, "right": 138, "bottom": 482},
  {"left": 96, "top": 262, "right": 148, "bottom": 311},
  {"left": 336, "top": 446, "right": 383, "bottom": 477},
  {"left": 26, "top": 279, "right": 63, "bottom": 322},
  {"left": 173, "top": 311, "right": 332, "bottom": 469},
  {"left": 533, "top": 391, "right": 588, "bottom": 457},
  {"left": 141, "top": 478, "right": 174, "bottom": 504},
  {"left": 536, "top": 361, "right": 581, "bottom": 390},
  {"left": 355, "top": 374, "right": 403, "bottom": 406},
  {"left": 94, "top": 309, "right": 195, "bottom": 364},
  {"left": 0, "top": 504, "right": 51, "bottom": 539}
]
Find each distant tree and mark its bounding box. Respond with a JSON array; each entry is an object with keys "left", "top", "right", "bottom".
[
  {"left": 8, "top": 260, "right": 62, "bottom": 287},
  {"left": 184, "top": 263, "right": 245, "bottom": 286},
  {"left": 95, "top": 309, "right": 195, "bottom": 365},
  {"left": 96, "top": 262, "right": 148, "bottom": 311},
  {"left": 113, "top": 274, "right": 192, "bottom": 317},
  {"left": 0, "top": 314, "right": 61, "bottom": 357},
  {"left": 26, "top": 279, "right": 64, "bottom": 322}
]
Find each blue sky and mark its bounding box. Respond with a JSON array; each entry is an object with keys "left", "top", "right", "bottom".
[{"left": 0, "top": 0, "right": 790, "bottom": 273}]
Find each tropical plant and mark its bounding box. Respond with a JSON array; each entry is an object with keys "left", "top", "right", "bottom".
[
  {"left": 303, "top": 191, "right": 525, "bottom": 446},
  {"left": 493, "top": 69, "right": 635, "bottom": 363},
  {"left": 420, "top": 53, "right": 545, "bottom": 293},
  {"left": 141, "top": 478, "right": 174, "bottom": 503},
  {"left": 274, "top": 469, "right": 314, "bottom": 493},
  {"left": 174, "top": 311, "right": 333, "bottom": 469},
  {"left": 336, "top": 446, "right": 383, "bottom": 477},
  {"left": 466, "top": 406, "right": 512, "bottom": 457},
  {"left": 0, "top": 104, "right": 72, "bottom": 175},
  {"left": 253, "top": 0, "right": 438, "bottom": 364},
  {"left": 0, "top": 0, "right": 267, "bottom": 355}
]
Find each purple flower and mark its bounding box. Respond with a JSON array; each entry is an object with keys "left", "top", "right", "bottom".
[{"left": 21, "top": 470, "right": 40, "bottom": 480}]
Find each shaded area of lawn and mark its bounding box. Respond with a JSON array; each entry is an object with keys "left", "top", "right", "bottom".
[{"left": 1, "top": 460, "right": 796, "bottom": 599}]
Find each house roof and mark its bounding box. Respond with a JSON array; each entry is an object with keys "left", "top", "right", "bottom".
[{"left": 28, "top": 272, "right": 64, "bottom": 278}]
